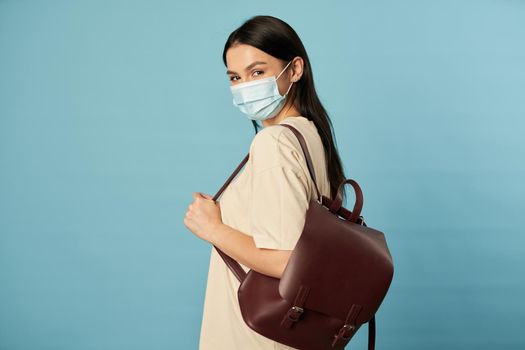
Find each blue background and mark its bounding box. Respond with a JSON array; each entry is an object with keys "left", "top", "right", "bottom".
[{"left": 1, "top": 0, "right": 524, "bottom": 349}]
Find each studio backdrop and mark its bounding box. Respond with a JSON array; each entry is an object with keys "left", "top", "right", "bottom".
[{"left": 1, "top": 1, "right": 524, "bottom": 349}]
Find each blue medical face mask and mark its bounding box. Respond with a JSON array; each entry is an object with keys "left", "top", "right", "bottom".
[{"left": 230, "top": 60, "right": 294, "bottom": 121}]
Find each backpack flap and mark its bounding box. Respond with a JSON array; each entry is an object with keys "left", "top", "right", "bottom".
[{"left": 278, "top": 198, "right": 394, "bottom": 324}]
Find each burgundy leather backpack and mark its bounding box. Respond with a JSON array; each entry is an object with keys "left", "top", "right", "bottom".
[{"left": 211, "top": 124, "right": 394, "bottom": 350}]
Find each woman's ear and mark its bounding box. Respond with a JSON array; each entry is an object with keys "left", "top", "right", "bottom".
[{"left": 290, "top": 56, "right": 304, "bottom": 82}]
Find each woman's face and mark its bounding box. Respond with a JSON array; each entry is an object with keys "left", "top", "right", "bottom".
[{"left": 226, "top": 44, "right": 300, "bottom": 97}]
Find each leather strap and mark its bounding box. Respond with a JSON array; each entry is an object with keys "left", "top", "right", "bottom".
[
  {"left": 368, "top": 315, "right": 376, "bottom": 350},
  {"left": 328, "top": 179, "right": 364, "bottom": 223},
  {"left": 280, "top": 124, "right": 322, "bottom": 202},
  {"left": 208, "top": 123, "right": 376, "bottom": 349},
  {"left": 211, "top": 153, "right": 249, "bottom": 283}
]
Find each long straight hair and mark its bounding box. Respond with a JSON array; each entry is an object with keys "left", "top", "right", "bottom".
[{"left": 222, "top": 15, "right": 348, "bottom": 204}]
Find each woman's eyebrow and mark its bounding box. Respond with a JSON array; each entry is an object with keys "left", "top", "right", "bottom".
[{"left": 226, "top": 61, "right": 267, "bottom": 75}]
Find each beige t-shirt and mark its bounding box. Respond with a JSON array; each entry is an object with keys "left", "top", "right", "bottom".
[{"left": 199, "top": 116, "right": 331, "bottom": 350}]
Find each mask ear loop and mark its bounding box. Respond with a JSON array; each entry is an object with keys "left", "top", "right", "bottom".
[
  {"left": 284, "top": 80, "right": 294, "bottom": 95},
  {"left": 276, "top": 60, "right": 294, "bottom": 81},
  {"left": 277, "top": 60, "right": 295, "bottom": 96}
]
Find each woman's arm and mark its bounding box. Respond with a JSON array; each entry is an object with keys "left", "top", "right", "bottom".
[{"left": 210, "top": 222, "right": 293, "bottom": 279}]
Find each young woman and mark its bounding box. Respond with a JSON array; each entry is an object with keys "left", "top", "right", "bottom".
[{"left": 184, "top": 15, "right": 348, "bottom": 349}]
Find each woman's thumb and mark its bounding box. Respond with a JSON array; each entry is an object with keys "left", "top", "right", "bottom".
[{"left": 199, "top": 192, "right": 212, "bottom": 200}]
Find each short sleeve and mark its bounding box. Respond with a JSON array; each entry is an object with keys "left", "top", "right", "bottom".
[
  {"left": 250, "top": 166, "right": 310, "bottom": 250},
  {"left": 248, "top": 126, "right": 312, "bottom": 250}
]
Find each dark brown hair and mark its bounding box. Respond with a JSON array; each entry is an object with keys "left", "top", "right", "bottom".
[{"left": 222, "top": 15, "right": 348, "bottom": 204}]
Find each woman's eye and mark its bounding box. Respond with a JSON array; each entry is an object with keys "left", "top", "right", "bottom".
[{"left": 229, "top": 70, "right": 264, "bottom": 82}]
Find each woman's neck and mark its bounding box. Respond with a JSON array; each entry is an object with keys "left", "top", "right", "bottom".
[{"left": 262, "top": 103, "right": 301, "bottom": 128}]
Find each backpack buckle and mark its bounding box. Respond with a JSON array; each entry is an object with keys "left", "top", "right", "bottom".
[
  {"left": 331, "top": 323, "right": 356, "bottom": 347},
  {"left": 280, "top": 305, "right": 304, "bottom": 328}
]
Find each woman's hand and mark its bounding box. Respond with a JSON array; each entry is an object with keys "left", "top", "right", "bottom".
[{"left": 184, "top": 192, "right": 223, "bottom": 243}]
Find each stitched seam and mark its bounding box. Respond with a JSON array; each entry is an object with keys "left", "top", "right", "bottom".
[{"left": 252, "top": 163, "right": 283, "bottom": 175}]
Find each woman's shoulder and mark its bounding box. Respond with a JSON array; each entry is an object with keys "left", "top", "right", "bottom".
[
  {"left": 249, "top": 116, "right": 314, "bottom": 174},
  {"left": 250, "top": 116, "right": 312, "bottom": 148}
]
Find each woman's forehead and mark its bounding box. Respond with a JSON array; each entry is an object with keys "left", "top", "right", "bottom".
[{"left": 226, "top": 45, "right": 278, "bottom": 71}]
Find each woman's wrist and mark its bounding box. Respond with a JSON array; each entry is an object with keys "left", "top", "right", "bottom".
[{"left": 208, "top": 222, "right": 226, "bottom": 246}]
